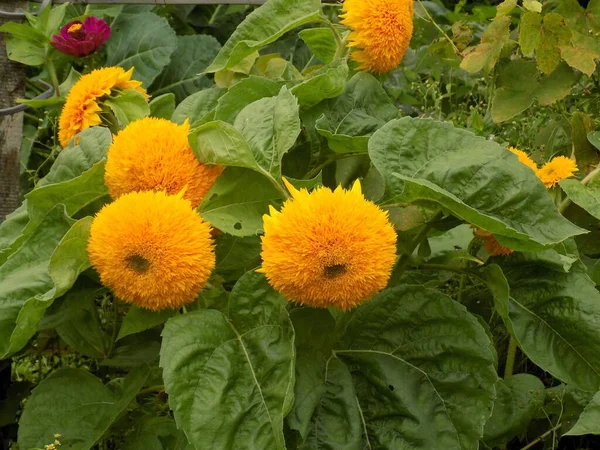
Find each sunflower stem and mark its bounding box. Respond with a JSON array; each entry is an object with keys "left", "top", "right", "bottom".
[
  {"left": 416, "top": 0, "right": 460, "bottom": 55},
  {"left": 504, "top": 336, "right": 517, "bottom": 379},
  {"left": 46, "top": 57, "right": 60, "bottom": 97},
  {"left": 394, "top": 212, "right": 444, "bottom": 278}
]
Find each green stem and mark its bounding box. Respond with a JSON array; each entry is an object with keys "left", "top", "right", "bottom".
[
  {"left": 416, "top": 0, "right": 459, "bottom": 54},
  {"left": 504, "top": 336, "right": 517, "bottom": 379},
  {"left": 558, "top": 164, "right": 600, "bottom": 213},
  {"left": 137, "top": 385, "right": 165, "bottom": 396},
  {"left": 394, "top": 212, "right": 444, "bottom": 279},
  {"left": 520, "top": 423, "right": 562, "bottom": 450},
  {"left": 457, "top": 273, "right": 466, "bottom": 303},
  {"left": 417, "top": 262, "right": 470, "bottom": 275},
  {"left": 305, "top": 153, "right": 357, "bottom": 180},
  {"left": 46, "top": 57, "right": 60, "bottom": 97}
]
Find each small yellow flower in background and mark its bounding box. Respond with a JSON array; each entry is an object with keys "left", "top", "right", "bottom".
[
  {"left": 88, "top": 191, "right": 215, "bottom": 311},
  {"left": 259, "top": 179, "right": 397, "bottom": 310},
  {"left": 58, "top": 66, "right": 148, "bottom": 147},
  {"left": 537, "top": 156, "right": 578, "bottom": 188},
  {"left": 473, "top": 228, "right": 514, "bottom": 256},
  {"left": 104, "top": 117, "right": 222, "bottom": 208},
  {"left": 341, "top": 0, "right": 414, "bottom": 74},
  {"left": 508, "top": 146, "right": 538, "bottom": 173}
]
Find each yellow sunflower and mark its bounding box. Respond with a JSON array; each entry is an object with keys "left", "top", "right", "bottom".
[
  {"left": 58, "top": 66, "right": 148, "bottom": 147},
  {"left": 259, "top": 179, "right": 397, "bottom": 310},
  {"left": 508, "top": 146, "right": 538, "bottom": 173},
  {"left": 104, "top": 117, "right": 222, "bottom": 208},
  {"left": 88, "top": 191, "right": 215, "bottom": 310},
  {"left": 341, "top": 0, "right": 414, "bottom": 74},
  {"left": 473, "top": 228, "right": 514, "bottom": 256},
  {"left": 537, "top": 156, "right": 578, "bottom": 188}
]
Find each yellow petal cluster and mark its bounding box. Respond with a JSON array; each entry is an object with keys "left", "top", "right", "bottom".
[
  {"left": 88, "top": 191, "right": 215, "bottom": 311},
  {"left": 58, "top": 67, "right": 148, "bottom": 147},
  {"left": 537, "top": 156, "right": 578, "bottom": 188},
  {"left": 341, "top": 0, "right": 414, "bottom": 74},
  {"left": 508, "top": 146, "right": 538, "bottom": 173},
  {"left": 473, "top": 228, "right": 514, "bottom": 256},
  {"left": 259, "top": 180, "right": 397, "bottom": 310},
  {"left": 105, "top": 117, "right": 222, "bottom": 207}
]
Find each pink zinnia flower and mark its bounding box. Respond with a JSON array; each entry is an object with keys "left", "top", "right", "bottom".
[{"left": 51, "top": 17, "right": 110, "bottom": 57}]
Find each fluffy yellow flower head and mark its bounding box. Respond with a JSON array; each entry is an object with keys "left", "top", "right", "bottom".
[
  {"left": 259, "top": 179, "right": 397, "bottom": 310},
  {"left": 341, "top": 0, "right": 414, "bottom": 74},
  {"left": 104, "top": 117, "right": 222, "bottom": 208},
  {"left": 88, "top": 191, "right": 215, "bottom": 310},
  {"left": 473, "top": 228, "right": 514, "bottom": 256},
  {"left": 508, "top": 146, "right": 538, "bottom": 173},
  {"left": 537, "top": 156, "right": 578, "bottom": 188},
  {"left": 58, "top": 66, "right": 148, "bottom": 147}
]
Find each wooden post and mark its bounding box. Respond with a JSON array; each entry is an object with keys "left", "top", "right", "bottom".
[{"left": 0, "top": 0, "right": 27, "bottom": 222}]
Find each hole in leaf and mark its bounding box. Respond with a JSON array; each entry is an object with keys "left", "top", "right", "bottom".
[
  {"left": 388, "top": 385, "right": 395, "bottom": 391},
  {"left": 234, "top": 222, "right": 242, "bottom": 230}
]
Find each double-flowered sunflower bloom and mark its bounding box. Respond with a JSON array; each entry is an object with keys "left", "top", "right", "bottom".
[
  {"left": 341, "top": 0, "right": 414, "bottom": 74},
  {"left": 259, "top": 180, "right": 397, "bottom": 310},
  {"left": 58, "top": 66, "right": 148, "bottom": 147},
  {"left": 473, "top": 228, "right": 514, "bottom": 257},
  {"left": 508, "top": 146, "right": 578, "bottom": 188},
  {"left": 105, "top": 117, "right": 222, "bottom": 207},
  {"left": 88, "top": 191, "right": 215, "bottom": 311}
]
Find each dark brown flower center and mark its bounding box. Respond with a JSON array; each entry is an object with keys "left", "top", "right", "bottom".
[
  {"left": 125, "top": 254, "right": 150, "bottom": 273},
  {"left": 324, "top": 264, "right": 347, "bottom": 279}
]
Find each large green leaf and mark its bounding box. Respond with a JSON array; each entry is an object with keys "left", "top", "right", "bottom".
[
  {"left": 298, "top": 27, "right": 338, "bottom": 64},
  {"left": 519, "top": 11, "right": 542, "bottom": 57},
  {"left": 565, "top": 390, "right": 600, "bottom": 436},
  {"left": 103, "top": 89, "right": 151, "bottom": 128},
  {"left": 205, "top": 0, "right": 323, "bottom": 73},
  {"left": 491, "top": 60, "right": 538, "bottom": 123},
  {"left": 460, "top": 16, "right": 511, "bottom": 73},
  {"left": 291, "top": 60, "right": 349, "bottom": 108},
  {"left": 214, "top": 76, "right": 281, "bottom": 124},
  {"left": 106, "top": 12, "right": 177, "bottom": 87},
  {"left": 233, "top": 86, "right": 300, "bottom": 181},
  {"left": 150, "top": 35, "right": 221, "bottom": 102},
  {"left": 315, "top": 72, "right": 398, "bottom": 153},
  {"left": 487, "top": 261, "right": 600, "bottom": 391},
  {"left": 200, "top": 167, "right": 284, "bottom": 236},
  {"left": 368, "top": 118, "right": 585, "bottom": 251},
  {"left": 18, "top": 366, "right": 149, "bottom": 449},
  {"left": 171, "top": 88, "right": 225, "bottom": 125},
  {"left": 326, "top": 284, "right": 498, "bottom": 450},
  {"left": 123, "top": 416, "right": 192, "bottom": 450},
  {"left": 561, "top": 178, "right": 600, "bottom": 220},
  {"left": 536, "top": 13, "right": 572, "bottom": 74},
  {"left": 482, "top": 374, "right": 545, "bottom": 447},
  {"left": 160, "top": 272, "right": 295, "bottom": 450},
  {"left": 0, "top": 206, "right": 76, "bottom": 357},
  {"left": 117, "top": 306, "right": 176, "bottom": 341},
  {"left": 214, "top": 234, "right": 262, "bottom": 281}
]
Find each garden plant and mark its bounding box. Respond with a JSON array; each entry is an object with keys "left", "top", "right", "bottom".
[{"left": 1, "top": 0, "right": 600, "bottom": 449}]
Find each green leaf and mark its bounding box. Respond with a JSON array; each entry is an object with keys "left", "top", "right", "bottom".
[
  {"left": 172, "top": 88, "right": 225, "bottom": 125},
  {"left": 214, "top": 234, "right": 262, "bottom": 280},
  {"left": 101, "top": 332, "right": 161, "bottom": 368},
  {"left": 299, "top": 358, "right": 362, "bottom": 450},
  {"left": 123, "top": 417, "right": 192, "bottom": 450},
  {"left": 565, "top": 390, "right": 600, "bottom": 436},
  {"left": 205, "top": 0, "right": 323, "bottom": 73},
  {"left": 0, "top": 206, "right": 73, "bottom": 358},
  {"left": 482, "top": 374, "right": 546, "bottom": 447},
  {"left": 35, "top": 3, "right": 67, "bottom": 38},
  {"left": 460, "top": 16, "right": 511, "bottom": 73},
  {"left": 535, "top": 62, "right": 579, "bottom": 106},
  {"left": 368, "top": 118, "right": 585, "bottom": 251},
  {"left": 589, "top": 131, "right": 600, "bottom": 150},
  {"left": 335, "top": 284, "right": 498, "bottom": 450},
  {"left": 149, "top": 93, "right": 176, "bottom": 119},
  {"left": 160, "top": 271, "right": 295, "bottom": 450},
  {"left": 561, "top": 178, "right": 600, "bottom": 220},
  {"left": 18, "top": 366, "right": 149, "bottom": 449},
  {"left": 233, "top": 86, "right": 301, "bottom": 181},
  {"left": 104, "top": 89, "right": 151, "bottom": 128},
  {"left": 523, "top": 0, "right": 542, "bottom": 13},
  {"left": 3, "top": 34, "right": 46, "bottom": 66},
  {"left": 490, "top": 262, "right": 600, "bottom": 391},
  {"left": 200, "top": 167, "right": 284, "bottom": 236},
  {"left": 570, "top": 112, "right": 597, "bottom": 171},
  {"left": 519, "top": 11, "right": 542, "bottom": 57},
  {"left": 215, "top": 76, "right": 281, "bottom": 124},
  {"left": 106, "top": 12, "right": 177, "bottom": 87},
  {"left": 0, "top": 22, "right": 47, "bottom": 45},
  {"left": 287, "top": 308, "right": 337, "bottom": 439},
  {"left": 150, "top": 35, "right": 221, "bottom": 102},
  {"left": 536, "top": 13, "right": 572, "bottom": 74},
  {"left": 496, "top": 0, "right": 517, "bottom": 16},
  {"left": 55, "top": 287, "right": 109, "bottom": 359},
  {"left": 491, "top": 60, "right": 538, "bottom": 123},
  {"left": 561, "top": 38, "right": 600, "bottom": 76},
  {"left": 298, "top": 27, "right": 337, "bottom": 64},
  {"left": 291, "top": 60, "right": 349, "bottom": 108},
  {"left": 117, "top": 306, "right": 176, "bottom": 341},
  {"left": 315, "top": 72, "right": 397, "bottom": 153}
]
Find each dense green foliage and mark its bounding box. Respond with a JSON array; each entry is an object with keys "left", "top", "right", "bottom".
[{"left": 2, "top": 1, "right": 600, "bottom": 449}]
